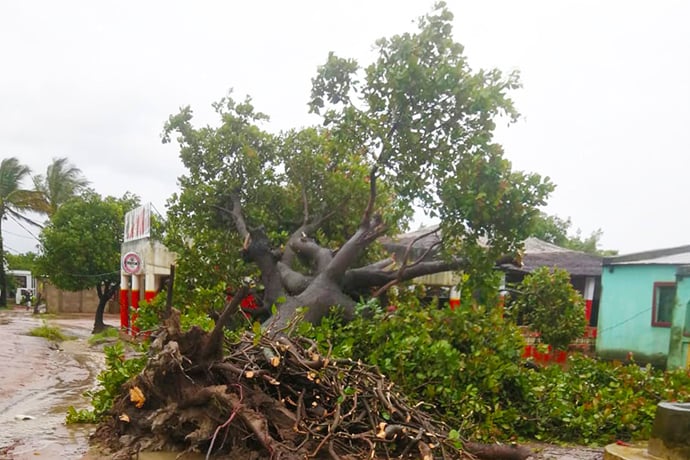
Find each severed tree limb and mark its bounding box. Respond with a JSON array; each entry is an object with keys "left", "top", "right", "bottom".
[{"left": 201, "top": 286, "right": 249, "bottom": 361}]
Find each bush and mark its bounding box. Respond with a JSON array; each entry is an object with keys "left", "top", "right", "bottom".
[
  {"left": 305, "top": 298, "right": 690, "bottom": 444},
  {"left": 305, "top": 299, "right": 529, "bottom": 440},
  {"left": 67, "top": 341, "right": 147, "bottom": 424},
  {"left": 512, "top": 267, "right": 586, "bottom": 351}
]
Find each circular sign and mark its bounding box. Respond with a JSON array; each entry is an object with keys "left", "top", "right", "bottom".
[{"left": 122, "top": 252, "right": 143, "bottom": 274}]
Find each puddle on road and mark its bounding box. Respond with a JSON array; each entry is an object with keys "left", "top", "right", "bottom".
[
  {"left": 1, "top": 311, "right": 230, "bottom": 460},
  {"left": 0, "top": 310, "right": 105, "bottom": 460}
]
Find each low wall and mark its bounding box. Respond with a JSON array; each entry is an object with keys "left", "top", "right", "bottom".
[{"left": 44, "top": 283, "right": 118, "bottom": 314}]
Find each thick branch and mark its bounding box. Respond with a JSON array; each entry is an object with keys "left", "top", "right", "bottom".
[
  {"left": 277, "top": 261, "right": 313, "bottom": 294},
  {"left": 343, "top": 258, "right": 469, "bottom": 293},
  {"left": 289, "top": 237, "right": 333, "bottom": 274},
  {"left": 325, "top": 217, "right": 388, "bottom": 282},
  {"left": 213, "top": 192, "right": 249, "bottom": 239},
  {"left": 203, "top": 286, "right": 249, "bottom": 360},
  {"left": 282, "top": 207, "right": 340, "bottom": 268}
]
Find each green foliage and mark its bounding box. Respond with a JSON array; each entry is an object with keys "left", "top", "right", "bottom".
[
  {"left": 0, "top": 157, "right": 47, "bottom": 306},
  {"left": 135, "top": 285, "right": 221, "bottom": 333},
  {"left": 67, "top": 341, "right": 147, "bottom": 424},
  {"left": 38, "top": 192, "right": 139, "bottom": 292},
  {"left": 522, "top": 355, "right": 690, "bottom": 444},
  {"left": 28, "top": 321, "right": 69, "bottom": 341},
  {"left": 88, "top": 327, "right": 120, "bottom": 346},
  {"left": 512, "top": 267, "right": 586, "bottom": 351},
  {"left": 305, "top": 299, "right": 690, "bottom": 444},
  {"left": 530, "top": 212, "right": 617, "bottom": 256},
  {"left": 6, "top": 252, "right": 39, "bottom": 271},
  {"left": 32, "top": 157, "right": 90, "bottom": 216},
  {"left": 306, "top": 300, "right": 528, "bottom": 440},
  {"left": 162, "top": 2, "right": 553, "bottom": 304}
]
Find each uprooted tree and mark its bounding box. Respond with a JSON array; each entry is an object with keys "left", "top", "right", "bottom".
[
  {"left": 162, "top": 3, "right": 553, "bottom": 330},
  {"left": 91, "top": 5, "right": 556, "bottom": 458}
]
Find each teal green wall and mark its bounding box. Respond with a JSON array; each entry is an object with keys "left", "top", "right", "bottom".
[
  {"left": 667, "top": 276, "right": 690, "bottom": 369},
  {"left": 597, "top": 265, "right": 677, "bottom": 366}
]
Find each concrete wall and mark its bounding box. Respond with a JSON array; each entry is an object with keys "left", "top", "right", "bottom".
[
  {"left": 596, "top": 264, "right": 676, "bottom": 366},
  {"left": 43, "top": 282, "right": 118, "bottom": 314}
]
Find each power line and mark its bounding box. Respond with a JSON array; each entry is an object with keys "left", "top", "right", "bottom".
[
  {"left": 5, "top": 245, "right": 21, "bottom": 254},
  {"left": 598, "top": 307, "right": 652, "bottom": 334},
  {"left": 8, "top": 215, "right": 41, "bottom": 241},
  {"left": 150, "top": 203, "right": 166, "bottom": 222},
  {"left": 3, "top": 229, "right": 36, "bottom": 240}
]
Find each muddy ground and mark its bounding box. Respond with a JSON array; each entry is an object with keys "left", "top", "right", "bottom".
[{"left": 0, "top": 308, "right": 604, "bottom": 459}]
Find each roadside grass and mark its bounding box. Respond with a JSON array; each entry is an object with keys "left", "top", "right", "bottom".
[
  {"left": 88, "top": 327, "right": 120, "bottom": 346},
  {"left": 28, "top": 321, "right": 70, "bottom": 342}
]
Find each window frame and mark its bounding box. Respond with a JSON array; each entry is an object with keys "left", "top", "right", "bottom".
[{"left": 652, "top": 281, "right": 676, "bottom": 327}]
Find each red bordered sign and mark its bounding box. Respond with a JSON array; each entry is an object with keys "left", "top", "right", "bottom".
[{"left": 122, "top": 252, "right": 143, "bottom": 274}]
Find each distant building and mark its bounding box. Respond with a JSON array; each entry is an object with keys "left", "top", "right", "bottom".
[
  {"left": 8, "top": 269, "right": 35, "bottom": 304},
  {"left": 383, "top": 228, "right": 601, "bottom": 323},
  {"left": 119, "top": 203, "right": 176, "bottom": 333},
  {"left": 382, "top": 228, "right": 603, "bottom": 363},
  {"left": 597, "top": 245, "right": 690, "bottom": 369}
]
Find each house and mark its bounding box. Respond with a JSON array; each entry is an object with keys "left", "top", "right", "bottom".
[
  {"left": 382, "top": 227, "right": 603, "bottom": 363},
  {"left": 597, "top": 245, "right": 690, "bottom": 369},
  {"left": 382, "top": 228, "right": 602, "bottom": 326}
]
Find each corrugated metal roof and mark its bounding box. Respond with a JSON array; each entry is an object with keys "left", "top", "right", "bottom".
[{"left": 604, "top": 245, "right": 690, "bottom": 266}]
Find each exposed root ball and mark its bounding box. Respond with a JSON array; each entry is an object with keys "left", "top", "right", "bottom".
[{"left": 92, "top": 310, "right": 531, "bottom": 459}]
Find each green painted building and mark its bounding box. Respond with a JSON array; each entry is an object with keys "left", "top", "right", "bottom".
[{"left": 597, "top": 245, "right": 690, "bottom": 369}]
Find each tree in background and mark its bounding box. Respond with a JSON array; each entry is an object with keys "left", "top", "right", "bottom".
[
  {"left": 512, "top": 266, "right": 587, "bottom": 351},
  {"left": 6, "top": 251, "right": 38, "bottom": 271},
  {"left": 163, "top": 3, "right": 554, "bottom": 329},
  {"left": 530, "top": 211, "right": 617, "bottom": 255},
  {"left": 0, "top": 158, "right": 46, "bottom": 306},
  {"left": 33, "top": 157, "right": 90, "bottom": 216},
  {"left": 37, "top": 193, "right": 139, "bottom": 332}
]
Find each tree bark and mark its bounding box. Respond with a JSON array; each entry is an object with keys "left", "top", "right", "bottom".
[
  {"left": 0, "top": 227, "right": 6, "bottom": 307},
  {"left": 93, "top": 282, "right": 118, "bottom": 334}
]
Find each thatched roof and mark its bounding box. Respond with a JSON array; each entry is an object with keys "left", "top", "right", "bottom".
[{"left": 381, "top": 226, "right": 602, "bottom": 277}]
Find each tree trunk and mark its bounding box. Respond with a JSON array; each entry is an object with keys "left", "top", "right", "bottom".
[
  {"left": 93, "top": 283, "right": 118, "bottom": 334},
  {"left": 0, "top": 227, "right": 6, "bottom": 307}
]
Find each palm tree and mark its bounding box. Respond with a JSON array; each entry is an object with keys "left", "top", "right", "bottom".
[
  {"left": 33, "top": 157, "right": 90, "bottom": 216},
  {"left": 0, "top": 158, "right": 46, "bottom": 306}
]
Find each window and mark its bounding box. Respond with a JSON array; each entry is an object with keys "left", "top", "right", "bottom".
[{"left": 652, "top": 282, "right": 676, "bottom": 327}]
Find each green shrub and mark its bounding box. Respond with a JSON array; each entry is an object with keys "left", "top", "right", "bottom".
[
  {"left": 135, "top": 285, "right": 221, "bottom": 334},
  {"left": 67, "top": 341, "right": 147, "bottom": 424},
  {"left": 305, "top": 299, "right": 529, "bottom": 440},
  {"left": 305, "top": 298, "right": 690, "bottom": 444},
  {"left": 512, "top": 267, "right": 586, "bottom": 351}
]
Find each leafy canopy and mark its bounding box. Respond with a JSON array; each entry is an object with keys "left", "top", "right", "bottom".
[
  {"left": 163, "top": 2, "right": 553, "bottom": 298},
  {"left": 530, "top": 212, "right": 617, "bottom": 256},
  {"left": 38, "top": 193, "right": 139, "bottom": 291}
]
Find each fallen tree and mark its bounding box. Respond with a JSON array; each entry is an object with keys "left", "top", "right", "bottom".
[
  {"left": 93, "top": 292, "right": 532, "bottom": 460},
  {"left": 162, "top": 3, "right": 553, "bottom": 329}
]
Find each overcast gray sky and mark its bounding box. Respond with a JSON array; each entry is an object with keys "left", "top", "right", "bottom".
[{"left": 2, "top": 1, "right": 688, "bottom": 255}]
